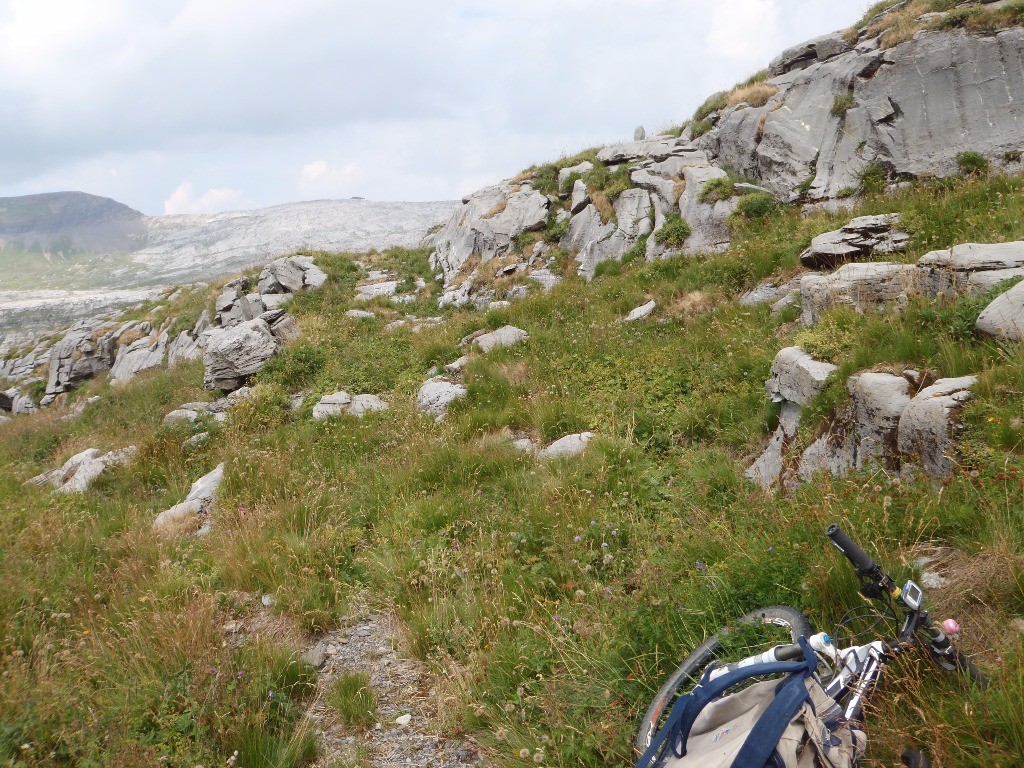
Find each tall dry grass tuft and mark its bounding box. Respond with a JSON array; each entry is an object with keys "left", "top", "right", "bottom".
[{"left": 726, "top": 82, "right": 778, "bottom": 109}]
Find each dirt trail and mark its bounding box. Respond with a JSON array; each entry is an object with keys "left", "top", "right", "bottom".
[{"left": 304, "top": 613, "right": 489, "bottom": 768}]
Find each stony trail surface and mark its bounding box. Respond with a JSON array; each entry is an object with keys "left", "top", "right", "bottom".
[{"left": 304, "top": 613, "right": 489, "bottom": 768}]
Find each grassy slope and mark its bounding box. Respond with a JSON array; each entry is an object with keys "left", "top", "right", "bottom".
[{"left": 1, "top": 177, "right": 1023, "bottom": 767}]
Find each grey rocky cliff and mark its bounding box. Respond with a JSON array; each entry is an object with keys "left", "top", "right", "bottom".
[{"left": 702, "top": 27, "right": 1024, "bottom": 201}]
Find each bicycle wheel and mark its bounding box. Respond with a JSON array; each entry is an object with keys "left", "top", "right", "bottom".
[{"left": 633, "top": 606, "right": 815, "bottom": 762}]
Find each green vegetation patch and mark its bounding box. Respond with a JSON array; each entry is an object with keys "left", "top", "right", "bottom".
[{"left": 653, "top": 213, "right": 692, "bottom": 247}]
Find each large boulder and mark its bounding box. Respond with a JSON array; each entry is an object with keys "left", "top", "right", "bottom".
[
  {"left": 976, "top": 280, "right": 1024, "bottom": 341},
  {"left": 110, "top": 332, "right": 168, "bottom": 384},
  {"left": 27, "top": 446, "right": 137, "bottom": 494},
  {"left": 202, "top": 318, "right": 281, "bottom": 391},
  {"left": 416, "top": 377, "right": 467, "bottom": 421},
  {"left": 258, "top": 255, "right": 328, "bottom": 295},
  {"left": 800, "top": 214, "right": 910, "bottom": 269},
  {"left": 430, "top": 183, "right": 549, "bottom": 287}
]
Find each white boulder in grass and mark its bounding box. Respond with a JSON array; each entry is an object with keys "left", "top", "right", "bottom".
[
  {"left": 153, "top": 463, "right": 225, "bottom": 535},
  {"left": 416, "top": 377, "right": 467, "bottom": 421},
  {"left": 473, "top": 325, "right": 529, "bottom": 353},
  {"left": 312, "top": 392, "right": 389, "bottom": 420},
  {"left": 26, "top": 446, "right": 138, "bottom": 494},
  {"left": 624, "top": 300, "right": 657, "bottom": 322},
  {"left": 976, "top": 281, "right": 1024, "bottom": 342},
  {"left": 539, "top": 432, "right": 594, "bottom": 459}
]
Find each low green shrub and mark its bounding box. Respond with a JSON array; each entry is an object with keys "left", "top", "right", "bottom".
[
  {"left": 831, "top": 93, "right": 855, "bottom": 118},
  {"left": 694, "top": 92, "right": 728, "bottom": 122},
  {"left": 957, "top": 151, "right": 991, "bottom": 176},
  {"left": 690, "top": 120, "right": 714, "bottom": 140},
  {"left": 698, "top": 177, "right": 737, "bottom": 204},
  {"left": 859, "top": 163, "right": 889, "bottom": 194},
  {"left": 654, "top": 213, "right": 692, "bottom": 247},
  {"left": 734, "top": 192, "right": 779, "bottom": 220}
]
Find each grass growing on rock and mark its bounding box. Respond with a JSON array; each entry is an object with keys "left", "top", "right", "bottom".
[{"left": 3, "top": 174, "right": 1024, "bottom": 766}]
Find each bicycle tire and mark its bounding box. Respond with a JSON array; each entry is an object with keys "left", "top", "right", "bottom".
[{"left": 633, "top": 605, "right": 815, "bottom": 761}]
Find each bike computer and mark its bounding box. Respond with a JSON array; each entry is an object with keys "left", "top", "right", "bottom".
[{"left": 902, "top": 580, "right": 924, "bottom": 611}]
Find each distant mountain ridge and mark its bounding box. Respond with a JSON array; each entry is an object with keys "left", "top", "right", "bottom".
[{"left": 0, "top": 191, "right": 147, "bottom": 254}]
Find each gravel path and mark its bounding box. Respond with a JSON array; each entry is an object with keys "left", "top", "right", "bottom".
[{"left": 304, "top": 613, "right": 488, "bottom": 768}]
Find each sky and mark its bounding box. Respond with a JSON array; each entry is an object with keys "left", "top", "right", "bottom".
[{"left": 0, "top": 0, "right": 856, "bottom": 216}]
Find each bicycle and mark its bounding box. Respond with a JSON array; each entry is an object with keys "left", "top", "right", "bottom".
[{"left": 633, "top": 524, "right": 987, "bottom": 768}]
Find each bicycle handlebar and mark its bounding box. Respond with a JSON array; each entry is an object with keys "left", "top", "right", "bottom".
[{"left": 826, "top": 524, "right": 879, "bottom": 575}]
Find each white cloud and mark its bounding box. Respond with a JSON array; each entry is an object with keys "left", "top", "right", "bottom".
[
  {"left": 163, "top": 182, "right": 247, "bottom": 215},
  {"left": 0, "top": 1, "right": 858, "bottom": 213},
  {"left": 299, "top": 160, "right": 365, "bottom": 195}
]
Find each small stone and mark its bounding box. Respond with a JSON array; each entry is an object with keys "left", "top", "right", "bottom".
[{"left": 395, "top": 714, "right": 412, "bottom": 727}]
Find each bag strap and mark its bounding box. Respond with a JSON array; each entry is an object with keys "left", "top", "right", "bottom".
[
  {"left": 635, "top": 637, "right": 818, "bottom": 768},
  {"left": 731, "top": 637, "right": 817, "bottom": 768}
]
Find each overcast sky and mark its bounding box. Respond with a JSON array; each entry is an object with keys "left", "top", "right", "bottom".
[{"left": 0, "top": 0, "right": 856, "bottom": 216}]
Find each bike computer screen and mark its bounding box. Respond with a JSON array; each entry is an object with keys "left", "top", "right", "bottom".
[{"left": 902, "top": 580, "right": 923, "bottom": 611}]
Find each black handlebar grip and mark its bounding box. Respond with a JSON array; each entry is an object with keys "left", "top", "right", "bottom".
[{"left": 826, "top": 524, "right": 878, "bottom": 573}]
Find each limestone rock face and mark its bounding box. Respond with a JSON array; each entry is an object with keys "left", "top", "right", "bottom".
[
  {"left": 919, "top": 242, "right": 1024, "bottom": 296},
  {"left": 749, "top": 352, "right": 978, "bottom": 489},
  {"left": 897, "top": 376, "right": 977, "bottom": 478},
  {"left": 847, "top": 372, "right": 913, "bottom": 468},
  {"left": 416, "top": 377, "right": 467, "bottom": 421},
  {"left": 705, "top": 28, "right": 1024, "bottom": 201},
  {"left": 675, "top": 165, "right": 737, "bottom": 253},
  {"left": 976, "top": 281, "right": 1024, "bottom": 341},
  {"left": 153, "top": 463, "right": 225, "bottom": 535},
  {"left": 765, "top": 347, "right": 838, "bottom": 406},
  {"left": 559, "top": 162, "right": 594, "bottom": 192},
  {"left": 110, "top": 332, "right": 168, "bottom": 384},
  {"left": 800, "top": 214, "right": 910, "bottom": 269},
  {"left": 800, "top": 263, "right": 919, "bottom": 325},
  {"left": 747, "top": 348, "right": 837, "bottom": 489},
  {"left": 44, "top": 321, "right": 119, "bottom": 402},
  {"left": 430, "top": 184, "right": 548, "bottom": 287},
  {"left": 202, "top": 318, "right": 280, "bottom": 391}
]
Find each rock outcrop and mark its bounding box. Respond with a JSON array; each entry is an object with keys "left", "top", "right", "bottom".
[
  {"left": 472, "top": 326, "right": 529, "bottom": 354},
  {"left": 799, "top": 214, "right": 910, "bottom": 269},
  {"left": 704, "top": 26, "right": 1024, "bottom": 201},
  {"left": 203, "top": 313, "right": 296, "bottom": 391},
  {"left": 748, "top": 346, "right": 978, "bottom": 489},
  {"left": 538, "top": 432, "right": 594, "bottom": 459}
]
